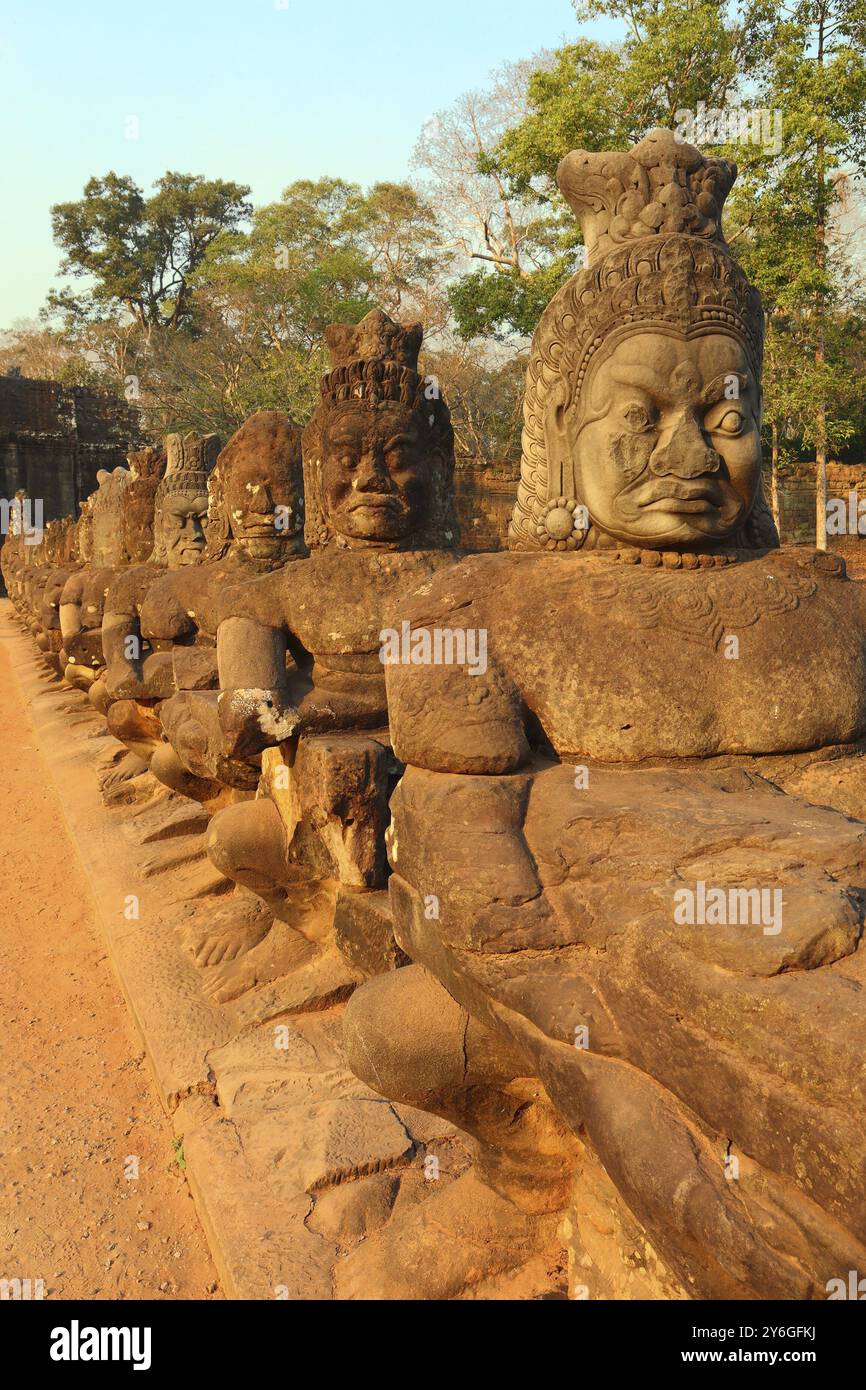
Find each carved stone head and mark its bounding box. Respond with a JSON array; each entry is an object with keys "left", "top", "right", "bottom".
[
  {"left": 76, "top": 495, "right": 95, "bottom": 564},
  {"left": 302, "top": 309, "right": 458, "bottom": 550},
  {"left": 122, "top": 447, "right": 167, "bottom": 564},
  {"left": 510, "top": 129, "right": 776, "bottom": 554},
  {"left": 91, "top": 467, "right": 132, "bottom": 566},
  {"left": 57, "top": 515, "right": 78, "bottom": 566},
  {"left": 207, "top": 411, "right": 305, "bottom": 565},
  {"left": 151, "top": 432, "right": 219, "bottom": 568},
  {"left": 41, "top": 519, "right": 64, "bottom": 566}
]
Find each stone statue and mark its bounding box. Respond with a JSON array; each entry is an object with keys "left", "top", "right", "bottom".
[
  {"left": 77, "top": 447, "right": 167, "bottom": 711},
  {"left": 36, "top": 514, "right": 82, "bottom": 673},
  {"left": 162, "top": 309, "right": 459, "bottom": 997},
  {"left": 58, "top": 463, "right": 142, "bottom": 692},
  {"left": 136, "top": 411, "right": 305, "bottom": 802},
  {"left": 98, "top": 431, "right": 218, "bottom": 768},
  {"left": 0, "top": 490, "right": 28, "bottom": 610},
  {"left": 338, "top": 131, "right": 866, "bottom": 1299},
  {"left": 16, "top": 517, "right": 53, "bottom": 631}
]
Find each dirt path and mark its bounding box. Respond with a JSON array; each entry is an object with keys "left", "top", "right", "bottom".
[{"left": 0, "top": 608, "right": 221, "bottom": 1300}]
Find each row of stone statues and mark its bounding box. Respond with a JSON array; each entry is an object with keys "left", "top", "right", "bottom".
[{"left": 4, "top": 129, "right": 866, "bottom": 1300}]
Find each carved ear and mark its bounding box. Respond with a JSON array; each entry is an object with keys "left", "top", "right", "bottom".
[
  {"left": 96, "top": 469, "right": 111, "bottom": 486},
  {"left": 542, "top": 382, "right": 571, "bottom": 507}
]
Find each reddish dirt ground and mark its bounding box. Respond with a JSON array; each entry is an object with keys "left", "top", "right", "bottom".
[{"left": 0, "top": 610, "right": 221, "bottom": 1300}]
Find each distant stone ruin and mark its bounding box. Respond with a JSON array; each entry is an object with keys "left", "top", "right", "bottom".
[{"left": 0, "top": 374, "right": 143, "bottom": 521}]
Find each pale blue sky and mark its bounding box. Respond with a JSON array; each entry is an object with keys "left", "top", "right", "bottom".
[{"left": 0, "top": 0, "right": 617, "bottom": 326}]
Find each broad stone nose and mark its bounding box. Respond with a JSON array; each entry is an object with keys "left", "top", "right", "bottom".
[
  {"left": 354, "top": 450, "right": 394, "bottom": 491},
  {"left": 649, "top": 412, "right": 721, "bottom": 479}
]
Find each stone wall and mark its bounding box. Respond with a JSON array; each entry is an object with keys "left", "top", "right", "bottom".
[
  {"left": 0, "top": 375, "right": 143, "bottom": 520},
  {"left": 454, "top": 459, "right": 866, "bottom": 569},
  {"left": 454, "top": 459, "right": 520, "bottom": 551},
  {"left": 772, "top": 462, "right": 866, "bottom": 577}
]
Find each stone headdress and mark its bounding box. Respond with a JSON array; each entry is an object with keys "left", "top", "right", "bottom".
[
  {"left": 302, "top": 308, "right": 458, "bottom": 550},
  {"left": 206, "top": 411, "right": 305, "bottom": 561},
  {"left": 122, "top": 446, "right": 167, "bottom": 564},
  {"left": 509, "top": 128, "right": 776, "bottom": 552},
  {"left": 150, "top": 432, "right": 219, "bottom": 564}
]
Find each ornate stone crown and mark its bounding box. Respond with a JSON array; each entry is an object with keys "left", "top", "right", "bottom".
[
  {"left": 303, "top": 309, "right": 457, "bottom": 551},
  {"left": 318, "top": 309, "right": 427, "bottom": 412},
  {"left": 156, "top": 432, "right": 220, "bottom": 502},
  {"left": 509, "top": 128, "right": 772, "bottom": 552}
]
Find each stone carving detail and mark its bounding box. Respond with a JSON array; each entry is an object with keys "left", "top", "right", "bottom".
[
  {"left": 160, "top": 310, "right": 459, "bottom": 999},
  {"left": 302, "top": 308, "right": 457, "bottom": 551},
  {"left": 59, "top": 463, "right": 142, "bottom": 690},
  {"left": 509, "top": 128, "right": 774, "bottom": 555},
  {"left": 581, "top": 550, "right": 822, "bottom": 650},
  {"left": 97, "top": 432, "right": 218, "bottom": 776},
  {"left": 137, "top": 412, "right": 306, "bottom": 802},
  {"left": 334, "top": 133, "right": 866, "bottom": 1301},
  {"left": 9, "top": 201, "right": 866, "bottom": 1301}
]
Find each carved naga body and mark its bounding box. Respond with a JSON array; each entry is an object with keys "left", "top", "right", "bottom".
[{"left": 339, "top": 132, "right": 866, "bottom": 1301}]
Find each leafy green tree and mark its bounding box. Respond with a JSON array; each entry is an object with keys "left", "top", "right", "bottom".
[
  {"left": 727, "top": 0, "right": 866, "bottom": 545},
  {"left": 435, "top": 0, "right": 771, "bottom": 340},
  {"left": 48, "top": 172, "right": 252, "bottom": 332},
  {"left": 135, "top": 178, "right": 444, "bottom": 435}
]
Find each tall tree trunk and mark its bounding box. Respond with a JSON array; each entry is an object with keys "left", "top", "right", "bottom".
[
  {"left": 771, "top": 420, "right": 781, "bottom": 537},
  {"left": 814, "top": 10, "right": 828, "bottom": 552},
  {"left": 815, "top": 405, "right": 828, "bottom": 551}
]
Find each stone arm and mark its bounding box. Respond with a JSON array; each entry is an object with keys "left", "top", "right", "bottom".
[
  {"left": 159, "top": 571, "right": 299, "bottom": 779},
  {"left": 381, "top": 558, "right": 532, "bottom": 775},
  {"left": 211, "top": 568, "right": 304, "bottom": 760},
  {"left": 386, "top": 761, "right": 866, "bottom": 1298},
  {"left": 102, "top": 566, "right": 172, "bottom": 702}
]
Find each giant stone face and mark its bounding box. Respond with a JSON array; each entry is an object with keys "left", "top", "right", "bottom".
[
  {"left": 156, "top": 492, "right": 209, "bottom": 568},
  {"left": 320, "top": 403, "right": 432, "bottom": 545},
  {"left": 571, "top": 331, "right": 762, "bottom": 549},
  {"left": 224, "top": 453, "right": 302, "bottom": 562}
]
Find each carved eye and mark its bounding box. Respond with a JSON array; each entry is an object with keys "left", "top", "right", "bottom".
[
  {"left": 622, "top": 402, "right": 653, "bottom": 432},
  {"left": 713, "top": 409, "right": 745, "bottom": 435}
]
